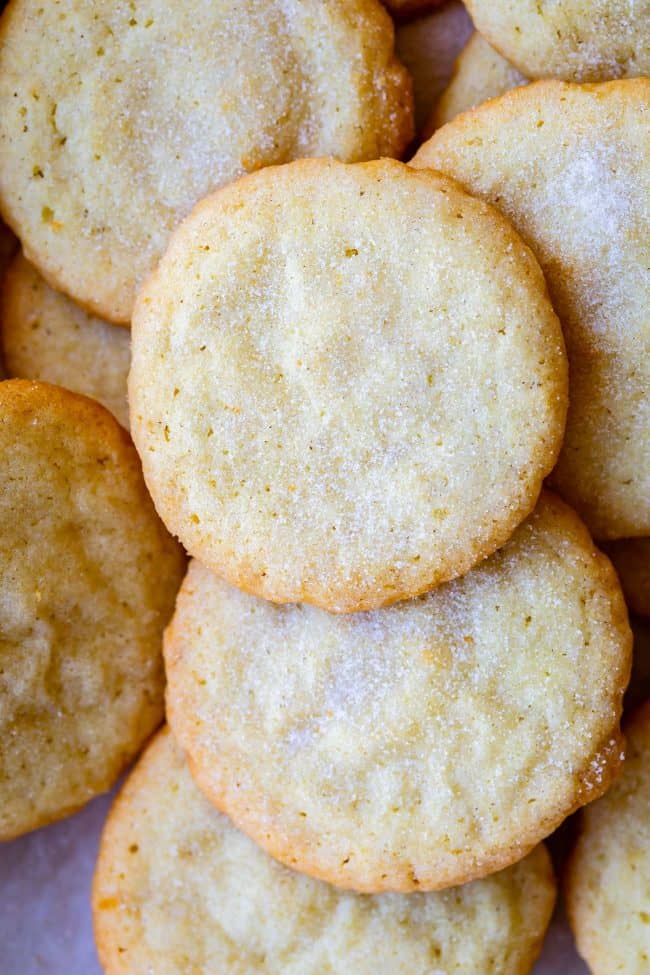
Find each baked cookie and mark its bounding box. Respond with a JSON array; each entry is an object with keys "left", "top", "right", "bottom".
[
  {"left": 430, "top": 33, "right": 527, "bottom": 132},
  {"left": 566, "top": 700, "right": 650, "bottom": 974},
  {"left": 130, "top": 157, "right": 567, "bottom": 613},
  {"left": 0, "top": 379, "right": 185, "bottom": 840},
  {"left": 94, "top": 727, "right": 557, "bottom": 975},
  {"left": 165, "top": 492, "right": 631, "bottom": 892},
  {"left": 602, "top": 539, "right": 650, "bottom": 619},
  {"left": 2, "top": 252, "right": 130, "bottom": 428},
  {"left": 0, "top": 0, "right": 413, "bottom": 325},
  {"left": 413, "top": 79, "right": 650, "bottom": 539},
  {"left": 464, "top": 0, "right": 650, "bottom": 83}
]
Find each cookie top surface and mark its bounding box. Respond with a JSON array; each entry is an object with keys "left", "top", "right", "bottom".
[
  {"left": 413, "top": 79, "right": 650, "bottom": 540},
  {"left": 602, "top": 538, "right": 650, "bottom": 620},
  {"left": 566, "top": 700, "right": 650, "bottom": 974},
  {"left": 94, "top": 728, "right": 556, "bottom": 975},
  {"left": 0, "top": 0, "right": 412, "bottom": 324},
  {"left": 0, "top": 379, "right": 185, "bottom": 840},
  {"left": 130, "top": 157, "right": 567, "bottom": 613},
  {"left": 165, "top": 492, "right": 631, "bottom": 892},
  {"left": 431, "top": 33, "right": 527, "bottom": 130},
  {"left": 2, "top": 252, "right": 130, "bottom": 428},
  {"left": 464, "top": 0, "right": 650, "bottom": 82}
]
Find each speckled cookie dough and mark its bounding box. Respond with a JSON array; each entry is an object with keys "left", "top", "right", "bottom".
[
  {"left": 165, "top": 492, "right": 631, "bottom": 892},
  {"left": 566, "top": 699, "right": 650, "bottom": 974},
  {"left": 0, "top": 379, "right": 185, "bottom": 840},
  {"left": 464, "top": 0, "right": 650, "bottom": 82},
  {"left": 94, "top": 728, "right": 557, "bottom": 975},
  {"left": 2, "top": 252, "right": 130, "bottom": 428},
  {"left": 413, "top": 79, "right": 650, "bottom": 539},
  {"left": 0, "top": 0, "right": 413, "bottom": 323},
  {"left": 130, "top": 157, "right": 567, "bottom": 612}
]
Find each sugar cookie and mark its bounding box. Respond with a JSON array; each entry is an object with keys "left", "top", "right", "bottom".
[
  {"left": 130, "top": 157, "right": 567, "bottom": 613},
  {"left": 94, "top": 728, "right": 556, "bottom": 975},
  {"left": 566, "top": 700, "right": 650, "bottom": 974},
  {"left": 0, "top": 0, "right": 413, "bottom": 323},
  {"left": 413, "top": 79, "right": 650, "bottom": 539},
  {"left": 464, "top": 0, "right": 650, "bottom": 82},
  {"left": 165, "top": 492, "right": 631, "bottom": 892},
  {"left": 602, "top": 539, "right": 650, "bottom": 619},
  {"left": 2, "top": 252, "right": 130, "bottom": 428},
  {"left": 431, "top": 33, "right": 527, "bottom": 131},
  {"left": 0, "top": 379, "right": 185, "bottom": 840}
]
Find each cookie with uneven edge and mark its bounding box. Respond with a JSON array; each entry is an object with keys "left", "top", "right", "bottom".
[
  {"left": 602, "top": 539, "right": 650, "bottom": 619},
  {"left": 94, "top": 728, "right": 557, "bottom": 975},
  {"left": 413, "top": 79, "right": 650, "bottom": 540},
  {"left": 0, "top": 0, "right": 413, "bottom": 325},
  {"left": 165, "top": 492, "right": 631, "bottom": 893},
  {"left": 0, "top": 379, "right": 185, "bottom": 840},
  {"left": 130, "top": 157, "right": 567, "bottom": 613},
  {"left": 464, "top": 0, "right": 650, "bottom": 83},
  {"left": 430, "top": 33, "right": 527, "bottom": 132},
  {"left": 566, "top": 700, "right": 650, "bottom": 974},
  {"left": 2, "top": 252, "right": 130, "bottom": 428}
]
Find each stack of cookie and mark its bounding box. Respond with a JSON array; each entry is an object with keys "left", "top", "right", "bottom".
[{"left": 0, "top": 2, "right": 647, "bottom": 974}]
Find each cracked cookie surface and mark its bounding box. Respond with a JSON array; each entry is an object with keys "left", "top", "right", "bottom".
[
  {"left": 0, "top": 379, "right": 185, "bottom": 839},
  {"left": 165, "top": 492, "right": 631, "bottom": 892}
]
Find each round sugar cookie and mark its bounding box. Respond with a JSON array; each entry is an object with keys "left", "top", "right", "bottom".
[
  {"left": 2, "top": 252, "right": 130, "bottom": 428},
  {"left": 566, "top": 700, "right": 650, "bottom": 974},
  {"left": 413, "top": 79, "right": 650, "bottom": 540},
  {"left": 602, "top": 539, "right": 650, "bottom": 619},
  {"left": 430, "top": 33, "right": 527, "bottom": 131},
  {"left": 0, "top": 0, "right": 413, "bottom": 325},
  {"left": 464, "top": 0, "right": 650, "bottom": 83},
  {"left": 0, "top": 379, "right": 185, "bottom": 840},
  {"left": 94, "top": 728, "right": 557, "bottom": 975},
  {"left": 165, "top": 492, "right": 631, "bottom": 892},
  {"left": 130, "top": 157, "right": 567, "bottom": 613}
]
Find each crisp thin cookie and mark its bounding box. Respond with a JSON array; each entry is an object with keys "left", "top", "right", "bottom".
[
  {"left": 0, "top": 0, "right": 413, "bottom": 323},
  {"left": 464, "top": 0, "right": 650, "bottom": 82},
  {"left": 2, "top": 252, "right": 130, "bottom": 428},
  {"left": 130, "top": 157, "right": 567, "bottom": 613},
  {"left": 566, "top": 700, "right": 650, "bottom": 974},
  {"left": 413, "top": 79, "right": 650, "bottom": 539},
  {"left": 165, "top": 492, "right": 631, "bottom": 892},
  {"left": 0, "top": 379, "right": 185, "bottom": 840},
  {"left": 430, "top": 33, "right": 527, "bottom": 132},
  {"left": 94, "top": 728, "right": 556, "bottom": 975}
]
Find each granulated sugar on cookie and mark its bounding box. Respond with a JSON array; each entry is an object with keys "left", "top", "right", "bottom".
[
  {"left": 0, "top": 379, "right": 185, "bottom": 840},
  {"left": 414, "top": 79, "right": 650, "bottom": 539},
  {"left": 566, "top": 700, "right": 650, "bottom": 974},
  {"left": 165, "top": 492, "right": 630, "bottom": 892},
  {"left": 94, "top": 727, "right": 557, "bottom": 975},
  {"left": 464, "top": 0, "right": 650, "bottom": 82},
  {"left": 0, "top": 0, "right": 413, "bottom": 323},
  {"left": 130, "top": 157, "right": 567, "bottom": 612},
  {"left": 2, "top": 252, "right": 130, "bottom": 428}
]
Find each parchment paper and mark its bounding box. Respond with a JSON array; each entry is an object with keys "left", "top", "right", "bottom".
[{"left": 0, "top": 4, "right": 642, "bottom": 971}]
